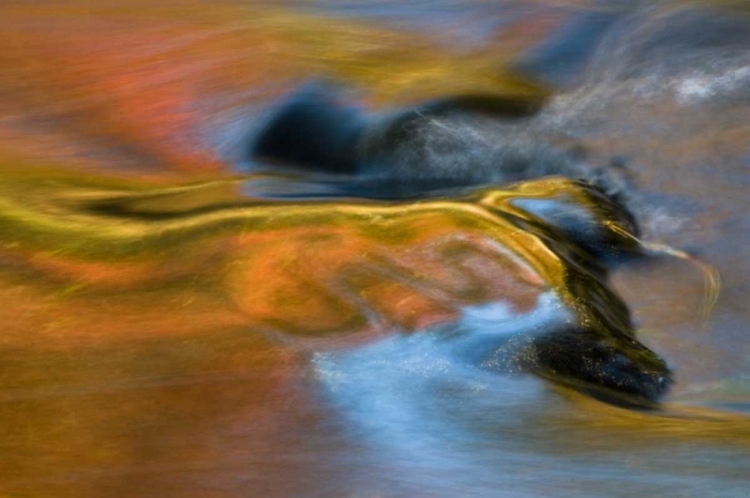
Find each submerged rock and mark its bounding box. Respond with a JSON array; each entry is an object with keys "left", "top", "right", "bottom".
[
  {"left": 248, "top": 83, "right": 633, "bottom": 208},
  {"left": 0, "top": 167, "right": 671, "bottom": 405}
]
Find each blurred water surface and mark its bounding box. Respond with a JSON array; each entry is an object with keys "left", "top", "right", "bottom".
[{"left": 0, "top": 1, "right": 749, "bottom": 496}]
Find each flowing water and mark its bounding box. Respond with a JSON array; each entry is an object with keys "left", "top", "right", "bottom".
[{"left": 1, "top": 1, "right": 749, "bottom": 497}]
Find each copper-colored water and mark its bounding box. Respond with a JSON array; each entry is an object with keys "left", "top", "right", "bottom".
[{"left": 1, "top": 1, "right": 749, "bottom": 496}]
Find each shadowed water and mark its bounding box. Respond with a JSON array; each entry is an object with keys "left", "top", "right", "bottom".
[{"left": 0, "top": 1, "right": 749, "bottom": 497}]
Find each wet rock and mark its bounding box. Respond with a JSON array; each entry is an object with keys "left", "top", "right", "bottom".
[
  {"left": 252, "top": 83, "right": 364, "bottom": 174},
  {"left": 0, "top": 164, "right": 670, "bottom": 405},
  {"left": 248, "top": 83, "right": 633, "bottom": 212},
  {"left": 240, "top": 85, "right": 673, "bottom": 404}
]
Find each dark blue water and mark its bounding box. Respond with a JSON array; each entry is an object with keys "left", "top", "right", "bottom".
[{"left": 2, "top": 1, "right": 749, "bottom": 497}]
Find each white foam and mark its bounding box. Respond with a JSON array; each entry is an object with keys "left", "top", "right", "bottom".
[
  {"left": 674, "top": 65, "right": 750, "bottom": 105},
  {"left": 458, "top": 291, "right": 572, "bottom": 338}
]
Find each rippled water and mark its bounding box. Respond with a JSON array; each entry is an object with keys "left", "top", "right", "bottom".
[{"left": 1, "top": 1, "right": 749, "bottom": 497}]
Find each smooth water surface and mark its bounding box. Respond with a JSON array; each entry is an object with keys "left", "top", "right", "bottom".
[{"left": 0, "top": 1, "right": 749, "bottom": 496}]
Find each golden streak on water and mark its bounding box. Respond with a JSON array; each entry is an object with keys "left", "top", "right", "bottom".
[
  {"left": 606, "top": 221, "right": 722, "bottom": 326},
  {"left": 0, "top": 2, "right": 748, "bottom": 496}
]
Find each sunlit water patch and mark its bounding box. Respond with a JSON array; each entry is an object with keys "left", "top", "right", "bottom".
[{"left": 1, "top": 1, "right": 750, "bottom": 496}]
